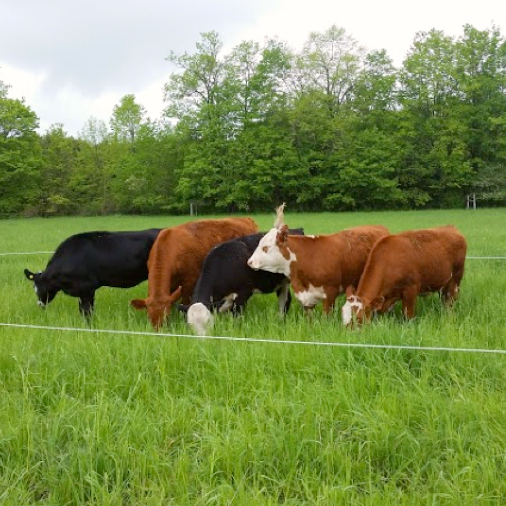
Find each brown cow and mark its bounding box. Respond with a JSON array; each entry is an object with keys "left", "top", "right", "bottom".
[
  {"left": 247, "top": 212, "right": 389, "bottom": 314},
  {"left": 131, "top": 217, "right": 258, "bottom": 329},
  {"left": 341, "top": 225, "right": 467, "bottom": 326}
]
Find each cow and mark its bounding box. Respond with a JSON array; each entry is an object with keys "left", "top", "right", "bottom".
[
  {"left": 24, "top": 229, "right": 161, "bottom": 318},
  {"left": 178, "top": 228, "right": 305, "bottom": 336},
  {"left": 247, "top": 207, "right": 389, "bottom": 314},
  {"left": 341, "top": 225, "right": 467, "bottom": 326},
  {"left": 130, "top": 217, "right": 258, "bottom": 329}
]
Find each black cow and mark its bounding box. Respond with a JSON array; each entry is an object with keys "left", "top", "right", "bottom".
[
  {"left": 24, "top": 229, "right": 161, "bottom": 317},
  {"left": 178, "top": 229, "right": 304, "bottom": 335}
]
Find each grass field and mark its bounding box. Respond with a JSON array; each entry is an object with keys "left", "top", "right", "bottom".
[{"left": 1, "top": 209, "right": 506, "bottom": 505}]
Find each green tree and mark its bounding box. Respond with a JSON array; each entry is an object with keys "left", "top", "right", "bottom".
[
  {"left": 398, "top": 29, "right": 473, "bottom": 206},
  {"left": 38, "top": 124, "right": 80, "bottom": 215},
  {"left": 0, "top": 91, "right": 41, "bottom": 216},
  {"left": 74, "top": 117, "right": 111, "bottom": 213},
  {"left": 455, "top": 25, "right": 506, "bottom": 204},
  {"left": 110, "top": 94, "right": 146, "bottom": 143}
]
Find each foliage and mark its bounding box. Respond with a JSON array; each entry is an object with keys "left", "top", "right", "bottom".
[{"left": 1, "top": 25, "right": 506, "bottom": 216}]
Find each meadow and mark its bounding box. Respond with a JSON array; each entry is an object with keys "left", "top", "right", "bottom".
[{"left": 1, "top": 208, "right": 506, "bottom": 505}]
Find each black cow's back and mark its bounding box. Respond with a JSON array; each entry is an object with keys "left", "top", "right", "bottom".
[
  {"left": 192, "top": 229, "right": 303, "bottom": 305},
  {"left": 45, "top": 229, "right": 160, "bottom": 288}
]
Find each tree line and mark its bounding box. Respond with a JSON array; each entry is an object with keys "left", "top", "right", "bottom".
[{"left": 1, "top": 24, "right": 506, "bottom": 217}]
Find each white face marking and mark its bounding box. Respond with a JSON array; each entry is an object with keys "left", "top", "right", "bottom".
[
  {"left": 219, "top": 293, "right": 237, "bottom": 313},
  {"left": 247, "top": 228, "right": 295, "bottom": 276},
  {"left": 187, "top": 303, "right": 214, "bottom": 336},
  {"left": 341, "top": 296, "right": 363, "bottom": 325},
  {"left": 37, "top": 300, "right": 46, "bottom": 307},
  {"left": 295, "top": 284, "right": 326, "bottom": 308}
]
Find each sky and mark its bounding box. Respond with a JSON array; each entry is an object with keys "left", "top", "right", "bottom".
[{"left": 1, "top": 0, "right": 504, "bottom": 137}]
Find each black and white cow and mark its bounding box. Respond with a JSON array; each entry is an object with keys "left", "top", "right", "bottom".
[
  {"left": 178, "top": 229, "right": 304, "bottom": 335},
  {"left": 24, "top": 229, "right": 161, "bottom": 317}
]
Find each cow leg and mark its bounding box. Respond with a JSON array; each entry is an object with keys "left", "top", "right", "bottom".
[
  {"left": 442, "top": 278, "right": 459, "bottom": 307},
  {"left": 276, "top": 283, "right": 291, "bottom": 315},
  {"left": 401, "top": 288, "right": 417, "bottom": 319},
  {"left": 79, "top": 292, "right": 95, "bottom": 320},
  {"left": 321, "top": 288, "right": 338, "bottom": 315},
  {"left": 231, "top": 291, "right": 251, "bottom": 317}
]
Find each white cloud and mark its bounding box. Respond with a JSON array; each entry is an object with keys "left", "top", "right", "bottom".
[{"left": 1, "top": 0, "right": 505, "bottom": 136}]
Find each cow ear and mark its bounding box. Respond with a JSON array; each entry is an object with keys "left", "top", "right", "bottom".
[
  {"left": 276, "top": 225, "right": 289, "bottom": 245},
  {"left": 177, "top": 303, "right": 190, "bottom": 313},
  {"left": 169, "top": 286, "right": 183, "bottom": 302},
  {"left": 24, "top": 269, "right": 35, "bottom": 281},
  {"left": 130, "top": 298, "right": 147, "bottom": 310},
  {"left": 345, "top": 285, "right": 355, "bottom": 299},
  {"left": 370, "top": 296, "right": 385, "bottom": 310}
]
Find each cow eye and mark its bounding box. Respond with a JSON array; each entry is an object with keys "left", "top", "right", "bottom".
[{"left": 262, "top": 246, "right": 268, "bottom": 253}]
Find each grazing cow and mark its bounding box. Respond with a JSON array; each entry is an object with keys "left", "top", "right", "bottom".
[
  {"left": 130, "top": 217, "right": 258, "bottom": 329},
  {"left": 24, "top": 229, "right": 161, "bottom": 317},
  {"left": 179, "top": 228, "right": 304, "bottom": 335},
  {"left": 247, "top": 212, "right": 389, "bottom": 314},
  {"left": 341, "top": 225, "right": 467, "bottom": 326}
]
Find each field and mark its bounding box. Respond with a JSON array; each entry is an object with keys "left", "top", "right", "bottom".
[{"left": 1, "top": 209, "right": 506, "bottom": 505}]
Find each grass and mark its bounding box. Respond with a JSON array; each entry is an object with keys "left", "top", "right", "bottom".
[{"left": 1, "top": 208, "right": 506, "bottom": 505}]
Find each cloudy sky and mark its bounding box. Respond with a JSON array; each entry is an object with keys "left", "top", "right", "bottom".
[{"left": 1, "top": 0, "right": 504, "bottom": 136}]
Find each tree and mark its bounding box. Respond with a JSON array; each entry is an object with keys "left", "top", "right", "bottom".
[
  {"left": 74, "top": 117, "right": 111, "bottom": 213},
  {"left": 38, "top": 124, "right": 80, "bottom": 215},
  {"left": 397, "top": 29, "right": 473, "bottom": 206},
  {"left": 0, "top": 90, "right": 42, "bottom": 216},
  {"left": 110, "top": 94, "right": 146, "bottom": 143}
]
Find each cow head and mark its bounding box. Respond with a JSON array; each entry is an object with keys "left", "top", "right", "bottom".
[
  {"left": 130, "top": 286, "right": 183, "bottom": 330},
  {"left": 342, "top": 286, "right": 384, "bottom": 327},
  {"left": 186, "top": 302, "right": 214, "bottom": 336},
  {"left": 24, "top": 269, "right": 58, "bottom": 308},
  {"left": 342, "top": 286, "right": 366, "bottom": 327},
  {"left": 247, "top": 225, "right": 294, "bottom": 276}
]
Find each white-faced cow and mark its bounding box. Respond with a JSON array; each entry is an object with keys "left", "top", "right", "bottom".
[
  {"left": 179, "top": 228, "right": 304, "bottom": 335},
  {"left": 341, "top": 225, "right": 467, "bottom": 326},
  {"left": 247, "top": 209, "right": 389, "bottom": 314},
  {"left": 130, "top": 217, "right": 258, "bottom": 329},
  {"left": 24, "top": 229, "right": 161, "bottom": 318}
]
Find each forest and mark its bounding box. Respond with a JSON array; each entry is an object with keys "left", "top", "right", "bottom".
[{"left": 1, "top": 23, "right": 506, "bottom": 217}]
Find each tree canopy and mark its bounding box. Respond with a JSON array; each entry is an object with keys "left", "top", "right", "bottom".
[{"left": 1, "top": 23, "right": 506, "bottom": 217}]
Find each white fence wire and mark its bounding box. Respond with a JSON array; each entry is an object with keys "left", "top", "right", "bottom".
[
  {"left": 1, "top": 250, "right": 505, "bottom": 355},
  {"left": 1, "top": 322, "right": 506, "bottom": 355}
]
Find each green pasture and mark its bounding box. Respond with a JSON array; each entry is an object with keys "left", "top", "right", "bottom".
[{"left": 1, "top": 209, "right": 506, "bottom": 505}]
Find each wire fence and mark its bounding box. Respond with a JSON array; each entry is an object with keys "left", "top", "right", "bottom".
[
  {"left": 1, "top": 322, "right": 506, "bottom": 356},
  {"left": 1, "top": 249, "right": 505, "bottom": 356}
]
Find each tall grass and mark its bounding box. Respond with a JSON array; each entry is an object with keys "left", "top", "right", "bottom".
[{"left": 1, "top": 209, "right": 505, "bottom": 505}]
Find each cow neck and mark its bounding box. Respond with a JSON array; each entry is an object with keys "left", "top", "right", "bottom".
[
  {"left": 283, "top": 235, "right": 327, "bottom": 280},
  {"left": 355, "top": 264, "right": 384, "bottom": 307},
  {"left": 148, "top": 231, "right": 175, "bottom": 301}
]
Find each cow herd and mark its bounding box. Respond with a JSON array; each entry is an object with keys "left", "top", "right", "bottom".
[{"left": 24, "top": 205, "right": 467, "bottom": 334}]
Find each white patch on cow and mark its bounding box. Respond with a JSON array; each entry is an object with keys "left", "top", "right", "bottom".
[
  {"left": 219, "top": 293, "right": 238, "bottom": 313},
  {"left": 295, "top": 284, "right": 326, "bottom": 308},
  {"left": 37, "top": 300, "right": 46, "bottom": 308},
  {"left": 341, "top": 295, "right": 363, "bottom": 325},
  {"left": 247, "top": 228, "right": 295, "bottom": 277},
  {"left": 187, "top": 303, "right": 214, "bottom": 336}
]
